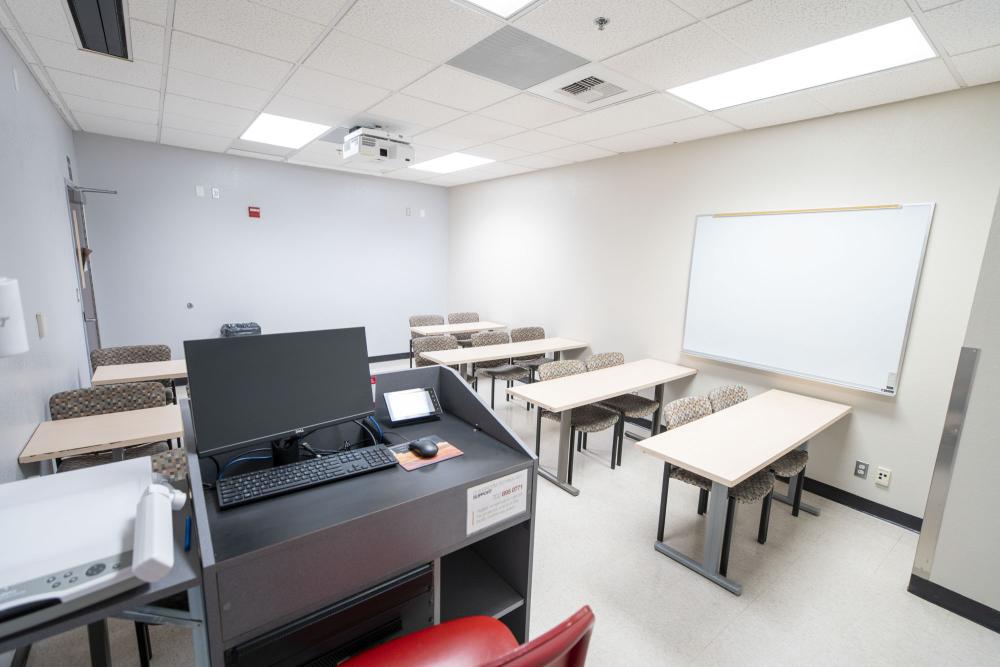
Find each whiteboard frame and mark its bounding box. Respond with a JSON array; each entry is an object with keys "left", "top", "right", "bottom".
[{"left": 680, "top": 203, "right": 935, "bottom": 397}]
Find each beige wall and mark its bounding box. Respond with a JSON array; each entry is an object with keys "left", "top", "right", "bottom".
[{"left": 447, "top": 83, "right": 1000, "bottom": 517}]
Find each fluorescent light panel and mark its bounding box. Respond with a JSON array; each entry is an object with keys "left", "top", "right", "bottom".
[
  {"left": 240, "top": 113, "right": 331, "bottom": 149},
  {"left": 464, "top": 0, "right": 535, "bottom": 19},
  {"left": 668, "top": 18, "right": 936, "bottom": 111},
  {"left": 410, "top": 153, "right": 495, "bottom": 174}
]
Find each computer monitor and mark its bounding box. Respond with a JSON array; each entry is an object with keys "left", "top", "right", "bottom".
[{"left": 184, "top": 327, "right": 373, "bottom": 459}]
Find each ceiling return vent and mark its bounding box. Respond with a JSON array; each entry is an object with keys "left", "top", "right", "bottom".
[
  {"left": 66, "top": 0, "right": 130, "bottom": 59},
  {"left": 528, "top": 63, "right": 653, "bottom": 111}
]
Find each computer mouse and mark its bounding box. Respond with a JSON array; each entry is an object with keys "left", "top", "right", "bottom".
[{"left": 409, "top": 438, "right": 439, "bottom": 459}]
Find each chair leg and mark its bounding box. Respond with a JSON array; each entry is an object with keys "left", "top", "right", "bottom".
[
  {"left": 490, "top": 376, "right": 496, "bottom": 409},
  {"left": 135, "top": 622, "right": 152, "bottom": 667},
  {"left": 583, "top": 432, "right": 588, "bottom": 450},
  {"left": 610, "top": 424, "right": 617, "bottom": 471},
  {"left": 719, "top": 496, "right": 737, "bottom": 577},
  {"left": 535, "top": 410, "right": 542, "bottom": 457},
  {"left": 616, "top": 415, "right": 625, "bottom": 466},
  {"left": 409, "top": 340, "right": 413, "bottom": 368},
  {"left": 792, "top": 465, "right": 806, "bottom": 517},
  {"left": 697, "top": 488, "right": 709, "bottom": 515},
  {"left": 657, "top": 463, "right": 671, "bottom": 541},
  {"left": 758, "top": 491, "right": 773, "bottom": 544},
  {"left": 506, "top": 379, "right": 511, "bottom": 402},
  {"left": 576, "top": 431, "right": 582, "bottom": 452}
]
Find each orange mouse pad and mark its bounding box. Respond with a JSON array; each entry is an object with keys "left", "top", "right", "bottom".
[{"left": 389, "top": 441, "right": 464, "bottom": 471}]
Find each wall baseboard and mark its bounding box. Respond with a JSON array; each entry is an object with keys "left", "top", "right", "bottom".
[
  {"left": 908, "top": 574, "right": 1000, "bottom": 634},
  {"left": 369, "top": 352, "right": 409, "bottom": 363},
  {"left": 624, "top": 416, "right": 923, "bottom": 532}
]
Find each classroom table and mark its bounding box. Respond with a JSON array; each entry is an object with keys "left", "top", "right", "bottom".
[
  {"left": 91, "top": 359, "right": 188, "bottom": 386},
  {"left": 419, "top": 337, "right": 588, "bottom": 370},
  {"left": 507, "top": 359, "right": 696, "bottom": 496},
  {"left": 637, "top": 389, "right": 850, "bottom": 595},
  {"left": 409, "top": 320, "right": 505, "bottom": 336},
  {"left": 18, "top": 405, "right": 184, "bottom": 469}
]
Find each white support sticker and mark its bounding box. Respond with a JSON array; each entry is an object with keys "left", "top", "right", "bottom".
[{"left": 466, "top": 469, "right": 528, "bottom": 536}]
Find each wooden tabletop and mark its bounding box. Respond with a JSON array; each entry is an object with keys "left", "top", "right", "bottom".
[
  {"left": 637, "top": 390, "right": 851, "bottom": 487},
  {"left": 420, "top": 337, "right": 588, "bottom": 366},
  {"left": 410, "top": 321, "right": 505, "bottom": 336},
  {"left": 506, "top": 359, "right": 697, "bottom": 412},
  {"left": 92, "top": 359, "right": 187, "bottom": 385},
  {"left": 18, "top": 405, "right": 183, "bottom": 463}
]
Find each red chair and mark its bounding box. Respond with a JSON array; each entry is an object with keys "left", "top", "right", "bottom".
[{"left": 345, "top": 606, "right": 595, "bottom": 667}]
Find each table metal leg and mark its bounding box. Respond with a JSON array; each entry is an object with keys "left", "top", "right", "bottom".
[
  {"left": 651, "top": 383, "right": 665, "bottom": 436},
  {"left": 654, "top": 480, "right": 742, "bottom": 595},
  {"left": 770, "top": 441, "right": 821, "bottom": 516},
  {"left": 536, "top": 410, "right": 579, "bottom": 496},
  {"left": 87, "top": 620, "right": 112, "bottom": 667}
]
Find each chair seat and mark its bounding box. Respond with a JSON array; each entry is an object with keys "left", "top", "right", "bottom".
[
  {"left": 670, "top": 468, "right": 776, "bottom": 503},
  {"left": 770, "top": 449, "right": 809, "bottom": 477},
  {"left": 541, "top": 404, "right": 619, "bottom": 433},
  {"left": 479, "top": 364, "right": 529, "bottom": 381},
  {"left": 670, "top": 466, "right": 713, "bottom": 490},
  {"left": 599, "top": 393, "right": 659, "bottom": 418},
  {"left": 514, "top": 356, "right": 549, "bottom": 369},
  {"left": 345, "top": 615, "right": 517, "bottom": 667},
  {"left": 58, "top": 441, "right": 171, "bottom": 472}
]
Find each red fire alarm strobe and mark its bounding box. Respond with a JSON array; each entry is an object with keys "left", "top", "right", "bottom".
[{"left": 248, "top": 206, "right": 261, "bottom": 218}]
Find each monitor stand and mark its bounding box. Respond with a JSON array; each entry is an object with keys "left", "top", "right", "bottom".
[{"left": 271, "top": 437, "right": 301, "bottom": 467}]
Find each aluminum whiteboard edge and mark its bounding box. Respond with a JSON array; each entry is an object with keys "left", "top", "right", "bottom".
[{"left": 680, "top": 203, "right": 935, "bottom": 397}]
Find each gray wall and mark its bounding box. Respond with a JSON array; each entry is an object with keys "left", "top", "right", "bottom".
[
  {"left": 921, "top": 190, "right": 1000, "bottom": 610},
  {"left": 72, "top": 135, "right": 449, "bottom": 357},
  {"left": 0, "top": 31, "right": 89, "bottom": 484}
]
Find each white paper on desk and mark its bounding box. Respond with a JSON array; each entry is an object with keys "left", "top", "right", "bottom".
[{"left": 466, "top": 469, "right": 528, "bottom": 536}]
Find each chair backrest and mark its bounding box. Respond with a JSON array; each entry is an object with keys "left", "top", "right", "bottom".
[
  {"left": 409, "top": 314, "right": 444, "bottom": 339},
  {"left": 412, "top": 335, "right": 460, "bottom": 367},
  {"left": 50, "top": 382, "right": 166, "bottom": 420},
  {"left": 90, "top": 344, "right": 170, "bottom": 372},
  {"left": 484, "top": 605, "right": 595, "bottom": 667},
  {"left": 448, "top": 311, "right": 480, "bottom": 324},
  {"left": 586, "top": 352, "right": 624, "bottom": 372},
  {"left": 539, "top": 360, "right": 586, "bottom": 382},
  {"left": 708, "top": 384, "right": 749, "bottom": 412},
  {"left": 511, "top": 326, "right": 545, "bottom": 362},
  {"left": 664, "top": 395, "right": 713, "bottom": 430},
  {"left": 472, "top": 330, "right": 511, "bottom": 369}
]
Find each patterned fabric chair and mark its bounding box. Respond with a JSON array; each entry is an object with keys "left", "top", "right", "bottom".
[
  {"left": 535, "top": 361, "right": 620, "bottom": 482},
  {"left": 662, "top": 395, "right": 775, "bottom": 577},
  {"left": 511, "top": 325, "right": 548, "bottom": 376},
  {"left": 412, "top": 334, "right": 460, "bottom": 369},
  {"left": 469, "top": 331, "right": 529, "bottom": 409},
  {"left": 448, "top": 311, "right": 480, "bottom": 347},
  {"left": 710, "top": 384, "right": 809, "bottom": 516},
  {"left": 408, "top": 314, "right": 444, "bottom": 368},
  {"left": 90, "top": 344, "right": 174, "bottom": 402},
  {"left": 585, "top": 352, "right": 660, "bottom": 468},
  {"left": 49, "top": 382, "right": 171, "bottom": 472}
]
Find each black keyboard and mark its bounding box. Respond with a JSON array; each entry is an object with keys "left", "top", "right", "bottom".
[{"left": 216, "top": 445, "right": 398, "bottom": 509}]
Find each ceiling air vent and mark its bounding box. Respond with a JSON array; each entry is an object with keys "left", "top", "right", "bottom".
[
  {"left": 67, "top": 0, "right": 129, "bottom": 59},
  {"left": 557, "top": 76, "right": 626, "bottom": 104}
]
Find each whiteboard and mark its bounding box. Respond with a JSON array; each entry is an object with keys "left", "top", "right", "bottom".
[{"left": 682, "top": 204, "right": 934, "bottom": 396}]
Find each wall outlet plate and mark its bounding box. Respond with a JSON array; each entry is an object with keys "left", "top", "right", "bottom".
[
  {"left": 854, "top": 460, "right": 869, "bottom": 479},
  {"left": 875, "top": 466, "right": 891, "bottom": 488}
]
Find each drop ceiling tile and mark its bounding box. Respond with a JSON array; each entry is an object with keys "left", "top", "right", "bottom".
[
  {"left": 62, "top": 93, "right": 160, "bottom": 124},
  {"left": 229, "top": 138, "right": 296, "bottom": 156},
  {"left": 6, "top": 0, "right": 75, "bottom": 42},
  {"left": 951, "top": 44, "right": 1000, "bottom": 85},
  {"left": 410, "top": 128, "right": 478, "bottom": 151},
  {"left": 384, "top": 168, "right": 435, "bottom": 181},
  {"left": 403, "top": 66, "right": 518, "bottom": 112},
  {"left": 639, "top": 113, "right": 741, "bottom": 143},
  {"left": 447, "top": 26, "right": 587, "bottom": 90},
  {"left": 48, "top": 69, "right": 161, "bottom": 108},
  {"left": 162, "top": 111, "right": 245, "bottom": 138},
  {"left": 707, "top": 0, "right": 912, "bottom": 59},
  {"left": 513, "top": 0, "right": 695, "bottom": 61},
  {"left": 714, "top": 91, "right": 832, "bottom": 129},
  {"left": 4, "top": 28, "right": 37, "bottom": 64},
  {"left": 226, "top": 148, "right": 286, "bottom": 161},
  {"left": 248, "top": 0, "right": 351, "bottom": 23},
  {"left": 464, "top": 143, "right": 531, "bottom": 161},
  {"left": 920, "top": 0, "right": 1000, "bottom": 56},
  {"left": 337, "top": 0, "right": 503, "bottom": 63},
  {"left": 129, "top": 0, "right": 170, "bottom": 25},
  {"left": 29, "top": 35, "right": 163, "bottom": 88},
  {"left": 543, "top": 144, "right": 617, "bottom": 163},
  {"left": 494, "top": 130, "right": 574, "bottom": 152},
  {"left": 411, "top": 144, "right": 450, "bottom": 162},
  {"left": 429, "top": 114, "right": 523, "bottom": 144},
  {"left": 605, "top": 22, "right": 754, "bottom": 90},
  {"left": 173, "top": 0, "right": 326, "bottom": 61},
  {"left": 264, "top": 94, "right": 357, "bottom": 126},
  {"left": 161, "top": 127, "right": 233, "bottom": 152},
  {"left": 166, "top": 69, "right": 272, "bottom": 110},
  {"left": 507, "top": 153, "right": 572, "bottom": 169},
  {"left": 305, "top": 30, "right": 435, "bottom": 90},
  {"left": 164, "top": 94, "right": 257, "bottom": 128},
  {"left": 810, "top": 59, "right": 958, "bottom": 113},
  {"left": 670, "top": 0, "right": 749, "bottom": 19},
  {"left": 588, "top": 130, "right": 672, "bottom": 153},
  {"left": 130, "top": 20, "right": 164, "bottom": 64},
  {"left": 280, "top": 67, "right": 389, "bottom": 112},
  {"left": 477, "top": 93, "right": 579, "bottom": 128},
  {"left": 170, "top": 32, "right": 293, "bottom": 89},
  {"left": 541, "top": 93, "right": 701, "bottom": 141},
  {"left": 367, "top": 93, "right": 465, "bottom": 128},
  {"left": 75, "top": 112, "right": 158, "bottom": 141}
]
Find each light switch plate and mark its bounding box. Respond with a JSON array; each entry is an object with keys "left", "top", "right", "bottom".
[{"left": 195, "top": 185, "right": 205, "bottom": 197}]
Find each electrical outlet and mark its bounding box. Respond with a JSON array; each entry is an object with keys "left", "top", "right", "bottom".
[
  {"left": 875, "top": 466, "right": 891, "bottom": 488},
  {"left": 211, "top": 187, "right": 220, "bottom": 199},
  {"left": 854, "top": 460, "right": 869, "bottom": 479}
]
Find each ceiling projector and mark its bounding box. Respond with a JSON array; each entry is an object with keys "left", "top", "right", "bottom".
[{"left": 341, "top": 127, "right": 415, "bottom": 168}]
